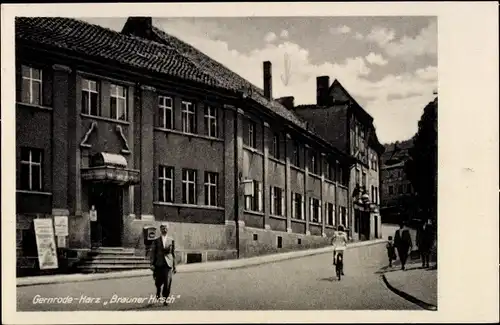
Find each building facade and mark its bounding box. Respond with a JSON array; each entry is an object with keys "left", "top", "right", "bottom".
[
  {"left": 380, "top": 140, "right": 417, "bottom": 224},
  {"left": 15, "top": 17, "right": 356, "bottom": 272},
  {"left": 292, "top": 78, "right": 385, "bottom": 241}
]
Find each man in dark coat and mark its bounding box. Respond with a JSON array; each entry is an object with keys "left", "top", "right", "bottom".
[
  {"left": 394, "top": 221, "right": 413, "bottom": 270},
  {"left": 150, "top": 222, "right": 177, "bottom": 305},
  {"left": 417, "top": 219, "right": 435, "bottom": 268}
]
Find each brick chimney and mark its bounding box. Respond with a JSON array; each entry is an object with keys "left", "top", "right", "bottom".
[
  {"left": 316, "top": 76, "right": 330, "bottom": 106},
  {"left": 121, "top": 17, "right": 153, "bottom": 39},
  {"left": 263, "top": 61, "right": 272, "bottom": 100},
  {"left": 277, "top": 96, "right": 295, "bottom": 110}
]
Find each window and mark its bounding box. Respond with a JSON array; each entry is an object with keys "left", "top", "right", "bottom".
[
  {"left": 270, "top": 186, "right": 284, "bottom": 216},
  {"left": 340, "top": 206, "right": 347, "bottom": 226},
  {"left": 271, "top": 133, "right": 281, "bottom": 160},
  {"left": 82, "top": 79, "right": 100, "bottom": 116},
  {"left": 21, "top": 65, "right": 42, "bottom": 105},
  {"left": 371, "top": 185, "right": 375, "bottom": 202},
  {"left": 375, "top": 187, "right": 379, "bottom": 204},
  {"left": 182, "top": 169, "right": 197, "bottom": 205},
  {"left": 355, "top": 169, "right": 361, "bottom": 186},
  {"left": 246, "top": 120, "right": 256, "bottom": 148},
  {"left": 181, "top": 101, "right": 196, "bottom": 133},
  {"left": 292, "top": 141, "right": 301, "bottom": 167},
  {"left": 309, "top": 197, "right": 321, "bottom": 224},
  {"left": 20, "top": 148, "right": 43, "bottom": 191},
  {"left": 244, "top": 180, "right": 262, "bottom": 212},
  {"left": 389, "top": 185, "right": 394, "bottom": 195},
  {"left": 110, "top": 84, "right": 127, "bottom": 121},
  {"left": 159, "top": 96, "right": 173, "bottom": 129},
  {"left": 398, "top": 184, "right": 404, "bottom": 194},
  {"left": 292, "top": 192, "right": 304, "bottom": 220},
  {"left": 204, "top": 172, "right": 218, "bottom": 206},
  {"left": 309, "top": 150, "right": 320, "bottom": 175},
  {"left": 277, "top": 236, "right": 283, "bottom": 248},
  {"left": 158, "top": 166, "right": 174, "bottom": 203},
  {"left": 253, "top": 234, "right": 258, "bottom": 241},
  {"left": 205, "top": 106, "right": 218, "bottom": 137},
  {"left": 327, "top": 202, "right": 335, "bottom": 226},
  {"left": 362, "top": 172, "right": 367, "bottom": 187},
  {"left": 298, "top": 238, "right": 302, "bottom": 245}
]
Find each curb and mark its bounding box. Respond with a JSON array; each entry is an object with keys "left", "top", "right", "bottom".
[
  {"left": 17, "top": 239, "right": 385, "bottom": 287},
  {"left": 382, "top": 273, "right": 437, "bottom": 311}
]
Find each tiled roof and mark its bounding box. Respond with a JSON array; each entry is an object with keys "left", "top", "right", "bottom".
[
  {"left": 15, "top": 17, "right": 307, "bottom": 129},
  {"left": 15, "top": 17, "right": 220, "bottom": 87},
  {"left": 15, "top": 17, "right": 351, "bottom": 158},
  {"left": 151, "top": 26, "right": 307, "bottom": 128}
]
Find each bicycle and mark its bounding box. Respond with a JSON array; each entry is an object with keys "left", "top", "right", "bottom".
[{"left": 334, "top": 250, "right": 344, "bottom": 281}]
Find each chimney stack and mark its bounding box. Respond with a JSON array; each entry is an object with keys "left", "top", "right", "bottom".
[
  {"left": 121, "top": 17, "right": 153, "bottom": 39},
  {"left": 263, "top": 61, "right": 272, "bottom": 100},
  {"left": 277, "top": 96, "right": 295, "bottom": 110},
  {"left": 316, "top": 76, "right": 330, "bottom": 106}
]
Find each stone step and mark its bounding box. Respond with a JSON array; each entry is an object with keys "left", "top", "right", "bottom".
[
  {"left": 90, "top": 255, "right": 148, "bottom": 260},
  {"left": 89, "top": 250, "right": 136, "bottom": 256},
  {"left": 77, "top": 264, "right": 150, "bottom": 273},
  {"left": 87, "top": 259, "right": 150, "bottom": 265}
]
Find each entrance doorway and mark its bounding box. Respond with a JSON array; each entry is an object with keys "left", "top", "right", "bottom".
[{"left": 89, "top": 183, "right": 123, "bottom": 247}]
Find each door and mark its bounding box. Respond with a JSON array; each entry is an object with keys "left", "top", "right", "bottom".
[{"left": 89, "top": 183, "right": 123, "bottom": 247}]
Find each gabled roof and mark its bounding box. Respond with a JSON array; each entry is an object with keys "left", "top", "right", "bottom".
[
  {"left": 15, "top": 17, "right": 353, "bottom": 161},
  {"left": 330, "top": 79, "right": 374, "bottom": 123}
]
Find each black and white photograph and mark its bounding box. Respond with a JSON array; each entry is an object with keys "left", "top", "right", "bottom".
[{"left": 1, "top": 2, "right": 498, "bottom": 324}]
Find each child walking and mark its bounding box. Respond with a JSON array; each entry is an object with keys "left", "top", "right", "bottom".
[{"left": 386, "top": 236, "right": 396, "bottom": 267}]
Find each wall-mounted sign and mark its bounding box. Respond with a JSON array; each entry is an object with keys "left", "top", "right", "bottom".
[
  {"left": 57, "top": 236, "right": 67, "bottom": 248},
  {"left": 54, "top": 216, "right": 69, "bottom": 237},
  {"left": 33, "top": 219, "right": 58, "bottom": 270},
  {"left": 90, "top": 206, "right": 97, "bottom": 222}
]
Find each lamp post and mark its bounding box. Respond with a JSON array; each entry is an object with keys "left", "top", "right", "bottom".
[{"left": 353, "top": 185, "right": 379, "bottom": 240}]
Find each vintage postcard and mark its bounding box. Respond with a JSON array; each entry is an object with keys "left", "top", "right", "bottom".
[{"left": 1, "top": 2, "right": 498, "bottom": 324}]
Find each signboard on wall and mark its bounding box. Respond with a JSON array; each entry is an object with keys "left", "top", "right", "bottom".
[
  {"left": 33, "top": 219, "right": 58, "bottom": 270},
  {"left": 54, "top": 216, "right": 69, "bottom": 237},
  {"left": 90, "top": 206, "right": 97, "bottom": 222}
]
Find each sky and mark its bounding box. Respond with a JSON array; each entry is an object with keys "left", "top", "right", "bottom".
[{"left": 82, "top": 16, "right": 437, "bottom": 144}]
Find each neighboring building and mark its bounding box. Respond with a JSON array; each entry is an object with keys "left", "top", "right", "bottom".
[
  {"left": 292, "top": 78, "right": 385, "bottom": 241},
  {"left": 15, "top": 17, "right": 356, "bottom": 273},
  {"left": 380, "top": 139, "right": 417, "bottom": 224}
]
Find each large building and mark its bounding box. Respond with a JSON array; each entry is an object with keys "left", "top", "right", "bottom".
[
  {"left": 380, "top": 139, "right": 417, "bottom": 224},
  {"left": 15, "top": 17, "right": 358, "bottom": 273},
  {"left": 291, "top": 78, "right": 385, "bottom": 241}
]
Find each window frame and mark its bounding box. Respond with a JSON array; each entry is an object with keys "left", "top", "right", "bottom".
[
  {"left": 21, "top": 65, "right": 43, "bottom": 106},
  {"left": 204, "top": 171, "right": 218, "bottom": 206},
  {"left": 204, "top": 105, "right": 218, "bottom": 138},
  {"left": 158, "top": 165, "right": 174, "bottom": 203},
  {"left": 181, "top": 101, "right": 196, "bottom": 134},
  {"left": 110, "top": 83, "right": 128, "bottom": 121},
  {"left": 20, "top": 147, "right": 43, "bottom": 191},
  {"left": 159, "top": 95, "right": 174, "bottom": 130},
  {"left": 81, "top": 78, "right": 100, "bottom": 116},
  {"left": 182, "top": 169, "right": 197, "bottom": 205}
]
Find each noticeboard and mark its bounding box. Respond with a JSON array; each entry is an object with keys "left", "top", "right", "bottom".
[{"left": 33, "top": 218, "right": 58, "bottom": 270}]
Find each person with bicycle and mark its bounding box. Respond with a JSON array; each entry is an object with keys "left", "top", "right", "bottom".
[{"left": 331, "top": 224, "right": 348, "bottom": 276}]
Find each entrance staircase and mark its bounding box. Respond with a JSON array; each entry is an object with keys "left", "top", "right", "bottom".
[{"left": 76, "top": 247, "right": 150, "bottom": 273}]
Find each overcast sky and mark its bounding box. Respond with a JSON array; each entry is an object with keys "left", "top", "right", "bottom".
[{"left": 82, "top": 16, "right": 437, "bottom": 144}]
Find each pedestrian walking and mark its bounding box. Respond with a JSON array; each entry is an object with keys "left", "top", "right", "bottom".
[
  {"left": 150, "top": 222, "right": 177, "bottom": 305},
  {"left": 417, "top": 218, "right": 435, "bottom": 268},
  {"left": 386, "top": 236, "right": 396, "bottom": 267},
  {"left": 393, "top": 221, "right": 413, "bottom": 270}
]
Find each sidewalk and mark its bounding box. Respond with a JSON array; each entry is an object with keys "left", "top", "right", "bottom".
[
  {"left": 17, "top": 239, "right": 385, "bottom": 287},
  {"left": 382, "top": 260, "right": 437, "bottom": 310}
]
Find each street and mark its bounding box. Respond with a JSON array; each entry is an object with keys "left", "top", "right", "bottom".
[{"left": 17, "top": 242, "right": 421, "bottom": 311}]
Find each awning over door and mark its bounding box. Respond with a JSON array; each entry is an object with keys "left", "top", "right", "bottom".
[{"left": 81, "top": 152, "right": 140, "bottom": 186}]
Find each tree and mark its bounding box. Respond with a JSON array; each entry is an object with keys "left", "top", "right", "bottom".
[{"left": 405, "top": 97, "right": 438, "bottom": 222}]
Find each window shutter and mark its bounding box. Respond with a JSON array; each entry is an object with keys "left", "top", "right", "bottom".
[
  {"left": 309, "top": 198, "right": 313, "bottom": 222},
  {"left": 258, "top": 182, "right": 263, "bottom": 212},
  {"left": 301, "top": 195, "right": 305, "bottom": 220},
  {"left": 292, "top": 194, "right": 296, "bottom": 218},
  {"left": 281, "top": 189, "right": 285, "bottom": 217},
  {"left": 270, "top": 186, "right": 275, "bottom": 215}
]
